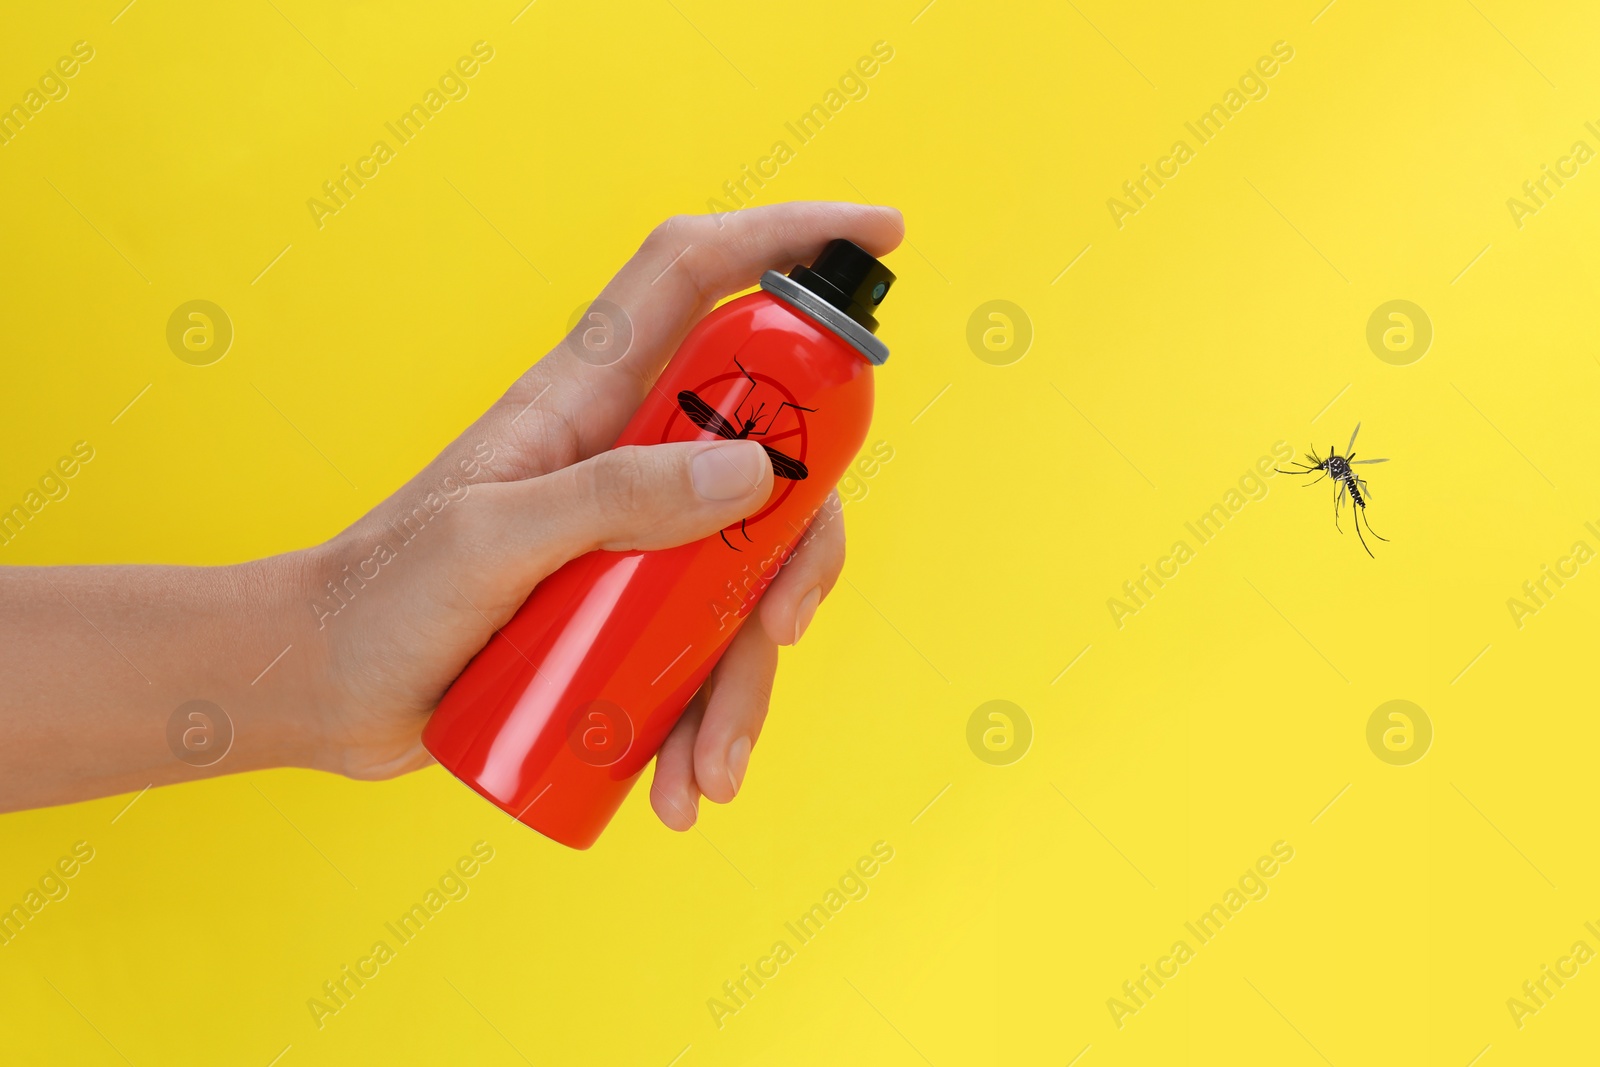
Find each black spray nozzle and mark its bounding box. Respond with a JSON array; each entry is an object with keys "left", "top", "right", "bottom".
[{"left": 787, "top": 239, "right": 896, "bottom": 335}]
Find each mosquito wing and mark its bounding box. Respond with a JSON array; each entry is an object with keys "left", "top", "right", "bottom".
[
  {"left": 677, "top": 391, "right": 740, "bottom": 439},
  {"left": 762, "top": 444, "right": 809, "bottom": 481},
  {"left": 1348, "top": 422, "right": 1362, "bottom": 453},
  {"left": 1352, "top": 458, "right": 1389, "bottom": 464}
]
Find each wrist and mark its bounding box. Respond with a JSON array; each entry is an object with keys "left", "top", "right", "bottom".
[{"left": 226, "top": 547, "right": 337, "bottom": 775}]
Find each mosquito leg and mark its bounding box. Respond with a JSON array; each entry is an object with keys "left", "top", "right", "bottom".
[
  {"left": 732, "top": 357, "right": 760, "bottom": 414},
  {"left": 753, "top": 399, "right": 818, "bottom": 436},
  {"left": 1353, "top": 509, "right": 1374, "bottom": 557},
  {"left": 1300, "top": 471, "right": 1329, "bottom": 487},
  {"left": 720, "top": 529, "right": 741, "bottom": 551},
  {"left": 1361, "top": 506, "right": 1390, "bottom": 542},
  {"left": 1334, "top": 481, "right": 1346, "bottom": 532},
  {"left": 740, "top": 518, "right": 754, "bottom": 542}
]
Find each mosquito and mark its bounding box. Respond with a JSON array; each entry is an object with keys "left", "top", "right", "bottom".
[
  {"left": 1275, "top": 422, "right": 1391, "bottom": 558},
  {"left": 677, "top": 357, "right": 813, "bottom": 550}
]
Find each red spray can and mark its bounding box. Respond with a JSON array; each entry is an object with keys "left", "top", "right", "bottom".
[{"left": 423, "top": 239, "right": 896, "bottom": 848}]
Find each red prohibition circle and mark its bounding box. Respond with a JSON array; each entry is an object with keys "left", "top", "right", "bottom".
[{"left": 660, "top": 367, "right": 809, "bottom": 529}]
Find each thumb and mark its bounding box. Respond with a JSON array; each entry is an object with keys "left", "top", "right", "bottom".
[{"left": 487, "top": 439, "right": 774, "bottom": 582}]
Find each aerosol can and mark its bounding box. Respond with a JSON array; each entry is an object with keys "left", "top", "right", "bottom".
[{"left": 424, "top": 239, "right": 896, "bottom": 848}]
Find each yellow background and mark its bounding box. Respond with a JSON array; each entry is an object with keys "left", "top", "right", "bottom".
[{"left": 3, "top": 0, "right": 1599, "bottom": 1063}]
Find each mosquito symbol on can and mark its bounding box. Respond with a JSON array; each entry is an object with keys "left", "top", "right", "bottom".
[{"left": 676, "top": 357, "right": 814, "bottom": 551}]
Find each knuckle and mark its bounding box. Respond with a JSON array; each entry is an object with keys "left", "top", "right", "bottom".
[
  {"left": 525, "top": 403, "right": 584, "bottom": 470},
  {"left": 750, "top": 675, "right": 775, "bottom": 712},
  {"left": 643, "top": 215, "right": 718, "bottom": 290},
  {"left": 646, "top": 214, "right": 704, "bottom": 251}
]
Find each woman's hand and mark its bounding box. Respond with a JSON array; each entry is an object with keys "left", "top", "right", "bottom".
[
  {"left": 298, "top": 202, "right": 905, "bottom": 829},
  {"left": 0, "top": 201, "right": 902, "bottom": 821}
]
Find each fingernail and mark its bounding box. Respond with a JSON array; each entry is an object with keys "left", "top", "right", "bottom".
[
  {"left": 727, "top": 736, "right": 752, "bottom": 796},
  {"left": 793, "top": 586, "right": 822, "bottom": 644},
  {"left": 692, "top": 441, "right": 767, "bottom": 501}
]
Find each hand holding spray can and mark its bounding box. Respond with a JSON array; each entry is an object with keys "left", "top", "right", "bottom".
[{"left": 423, "top": 239, "right": 896, "bottom": 848}]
